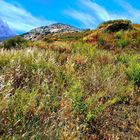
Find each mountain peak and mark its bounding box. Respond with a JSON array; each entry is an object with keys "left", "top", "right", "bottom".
[
  {"left": 0, "top": 18, "right": 16, "bottom": 40},
  {"left": 22, "top": 23, "right": 81, "bottom": 40}
]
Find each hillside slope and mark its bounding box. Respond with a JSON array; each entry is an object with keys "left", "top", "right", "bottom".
[
  {"left": 84, "top": 20, "right": 140, "bottom": 51},
  {"left": 0, "top": 20, "right": 140, "bottom": 140}
]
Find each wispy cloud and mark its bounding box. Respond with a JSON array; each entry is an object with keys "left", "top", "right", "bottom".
[
  {"left": 65, "top": 9, "right": 96, "bottom": 28},
  {"left": 116, "top": 0, "right": 140, "bottom": 22},
  {"left": 81, "top": 0, "right": 110, "bottom": 21},
  {"left": 0, "top": 0, "right": 54, "bottom": 33},
  {"left": 65, "top": 0, "right": 140, "bottom": 28}
]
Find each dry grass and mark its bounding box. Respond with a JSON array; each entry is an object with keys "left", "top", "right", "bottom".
[{"left": 0, "top": 20, "right": 140, "bottom": 139}]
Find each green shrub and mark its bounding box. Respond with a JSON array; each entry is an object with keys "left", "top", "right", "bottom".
[
  {"left": 117, "top": 54, "right": 131, "bottom": 63},
  {"left": 125, "top": 63, "right": 140, "bottom": 84},
  {"left": 99, "top": 36, "right": 106, "bottom": 46},
  {"left": 136, "top": 36, "right": 140, "bottom": 45},
  {"left": 117, "top": 39, "right": 128, "bottom": 48},
  {"left": 4, "top": 36, "right": 27, "bottom": 49},
  {"left": 115, "top": 31, "right": 122, "bottom": 39}
]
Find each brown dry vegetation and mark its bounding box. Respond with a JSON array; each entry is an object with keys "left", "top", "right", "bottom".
[{"left": 0, "top": 20, "right": 140, "bottom": 140}]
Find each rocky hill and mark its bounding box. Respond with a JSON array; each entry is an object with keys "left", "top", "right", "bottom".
[
  {"left": 22, "top": 23, "right": 81, "bottom": 41},
  {"left": 0, "top": 18, "right": 16, "bottom": 40}
]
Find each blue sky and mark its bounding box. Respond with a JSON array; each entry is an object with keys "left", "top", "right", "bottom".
[{"left": 0, "top": 0, "right": 140, "bottom": 34}]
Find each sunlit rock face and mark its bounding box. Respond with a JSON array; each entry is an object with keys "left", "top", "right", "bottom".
[{"left": 22, "top": 23, "right": 81, "bottom": 41}]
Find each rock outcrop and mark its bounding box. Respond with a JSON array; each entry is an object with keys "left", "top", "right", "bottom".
[{"left": 22, "top": 23, "right": 81, "bottom": 41}]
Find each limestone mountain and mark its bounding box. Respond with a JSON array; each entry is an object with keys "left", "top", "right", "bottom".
[{"left": 22, "top": 23, "right": 81, "bottom": 41}]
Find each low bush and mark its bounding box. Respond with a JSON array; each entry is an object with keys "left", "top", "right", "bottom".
[
  {"left": 117, "top": 54, "right": 131, "bottom": 64},
  {"left": 125, "top": 63, "right": 140, "bottom": 85},
  {"left": 3, "top": 36, "right": 27, "bottom": 49},
  {"left": 117, "top": 39, "right": 128, "bottom": 48},
  {"left": 99, "top": 36, "right": 106, "bottom": 46},
  {"left": 115, "top": 31, "right": 122, "bottom": 39}
]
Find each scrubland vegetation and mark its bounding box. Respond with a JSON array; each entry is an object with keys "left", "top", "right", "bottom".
[{"left": 0, "top": 20, "right": 140, "bottom": 139}]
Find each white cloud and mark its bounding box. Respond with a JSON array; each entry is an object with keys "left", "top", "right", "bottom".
[
  {"left": 81, "top": 0, "right": 110, "bottom": 21},
  {"left": 65, "top": 9, "right": 96, "bottom": 28},
  {"left": 0, "top": 0, "right": 54, "bottom": 33},
  {"left": 65, "top": 0, "right": 114, "bottom": 28},
  {"left": 116, "top": 0, "right": 140, "bottom": 22},
  {"left": 65, "top": 0, "right": 140, "bottom": 28}
]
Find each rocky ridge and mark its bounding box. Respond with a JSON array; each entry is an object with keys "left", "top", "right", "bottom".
[{"left": 22, "top": 23, "right": 81, "bottom": 41}]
